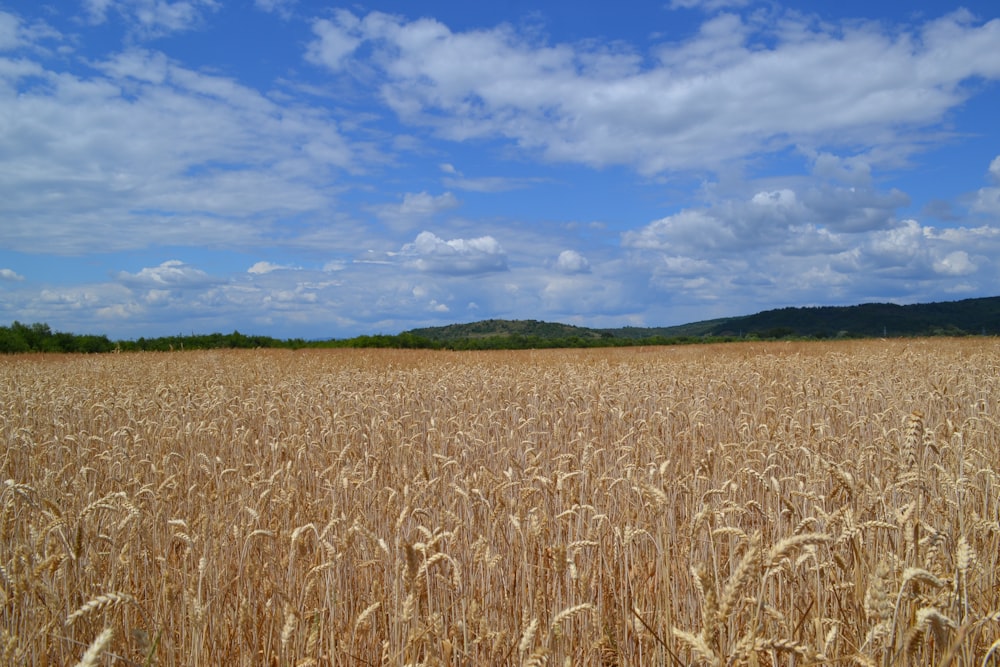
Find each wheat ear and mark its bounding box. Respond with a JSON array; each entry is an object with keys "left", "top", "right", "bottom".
[
  {"left": 718, "top": 531, "right": 761, "bottom": 623},
  {"left": 66, "top": 592, "right": 133, "bottom": 626},
  {"left": 73, "top": 627, "right": 113, "bottom": 667},
  {"left": 672, "top": 627, "right": 720, "bottom": 667}
]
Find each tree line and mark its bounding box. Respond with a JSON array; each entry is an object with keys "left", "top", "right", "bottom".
[
  {"left": 2, "top": 317, "right": 985, "bottom": 355},
  {"left": 0, "top": 322, "right": 311, "bottom": 354},
  {"left": 1, "top": 320, "right": 748, "bottom": 354}
]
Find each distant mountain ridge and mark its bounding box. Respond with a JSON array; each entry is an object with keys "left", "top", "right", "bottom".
[{"left": 404, "top": 296, "right": 1000, "bottom": 342}]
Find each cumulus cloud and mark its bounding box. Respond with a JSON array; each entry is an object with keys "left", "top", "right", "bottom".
[
  {"left": 117, "top": 260, "right": 219, "bottom": 288},
  {"left": 623, "top": 178, "right": 912, "bottom": 257},
  {"left": 554, "top": 250, "right": 590, "bottom": 274},
  {"left": 933, "top": 251, "right": 976, "bottom": 276},
  {"left": 831, "top": 220, "right": 989, "bottom": 283},
  {"left": 801, "top": 186, "right": 910, "bottom": 233},
  {"left": 541, "top": 274, "right": 637, "bottom": 316},
  {"left": 26, "top": 283, "right": 138, "bottom": 325},
  {"left": 623, "top": 189, "right": 803, "bottom": 254},
  {"left": 401, "top": 231, "right": 508, "bottom": 275},
  {"left": 248, "top": 261, "right": 293, "bottom": 274},
  {"left": 305, "top": 11, "right": 363, "bottom": 70},
  {"left": 854, "top": 220, "right": 928, "bottom": 272},
  {"left": 811, "top": 152, "right": 874, "bottom": 187},
  {"left": 625, "top": 209, "right": 714, "bottom": 251},
  {"left": 620, "top": 177, "right": 1000, "bottom": 316},
  {"left": 971, "top": 155, "right": 1000, "bottom": 216},
  {"left": 0, "top": 268, "right": 25, "bottom": 281},
  {"left": 307, "top": 8, "right": 1000, "bottom": 174}
]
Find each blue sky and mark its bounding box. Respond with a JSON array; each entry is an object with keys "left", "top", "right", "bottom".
[{"left": 1, "top": 0, "right": 999, "bottom": 340}]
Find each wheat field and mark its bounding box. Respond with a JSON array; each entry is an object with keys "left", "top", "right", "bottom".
[{"left": 1, "top": 339, "right": 998, "bottom": 666}]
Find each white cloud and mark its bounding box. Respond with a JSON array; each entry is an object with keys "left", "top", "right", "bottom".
[
  {"left": 82, "top": 0, "right": 114, "bottom": 24},
  {"left": 831, "top": 220, "right": 986, "bottom": 283},
  {"left": 801, "top": 186, "right": 909, "bottom": 233},
  {"left": 554, "top": 250, "right": 590, "bottom": 274},
  {"left": 970, "top": 186, "right": 1000, "bottom": 216},
  {"left": 307, "top": 9, "right": 1000, "bottom": 175},
  {"left": 0, "top": 11, "right": 20, "bottom": 50},
  {"left": 540, "top": 274, "right": 635, "bottom": 316},
  {"left": 0, "top": 47, "right": 359, "bottom": 254},
  {"left": 990, "top": 156, "right": 1000, "bottom": 183},
  {"left": 95, "top": 48, "right": 169, "bottom": 83},
  {"left": 933, "top": 251, "right": 976, "bottom": 276},
  {"left": 811, "top": 152, "right": 873, "bottom": 187},
  {"left": 622, "top": 191, "right": 801, "bottom": 254},
  {"left": 657, "top": 255, "right": 715, "bottom": 277},
  {"left": 0, "top": 268, "right": 25, "bottom": 281},
  {"left": 623, "top": 178, "right": 913, "bottom": 257},
  {"left": 254, "top": 0, "right": 296, "bottom": 18},
  {"left": 248, "top": 261, "right": 293, "bottom": 274},
  {"left": 28, "top": 283, "right": 137, "bottom": 322},
  {"left": 0, "top": 10, "right": 60, "bottom": 52},
  {"left": 971, "top": 156, "right": 1000, "bottom": 216},
  {"left": 83, "top": 0, "right": 220, "bottom": 37},
  {"left": 117, "top": 260, "right": 219, "bottom": 288},
  {"left": 858, "top": 220, "right": 928, "bottom": 270},
  {"left": 638, "top": 209, "right": 744, "bottom": 254},
  {"left": 144, "top": 289, "right": 171, "bottom": 305},
  {"left": 619, "top": 174, "right": 1000, "bottom": 317},
  {"left": 402, "top": 231, "right": 508, "bottom": 275},
  {"left": 374, "top": 191, "right": 459, "bottom": 230},
  {"left": 306, "top": 12, "right": 363, "bottom": 70}
]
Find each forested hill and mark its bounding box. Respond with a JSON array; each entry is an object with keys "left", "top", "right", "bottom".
[
  {"left": 665, "top": 295, "right": 1000, "bottom": 338},
  {"left": 406, "top": 296, "right": 1000, "bottom": 342},
  {"left": 405, "top": 319, "right": 613, "bottom": 342}
]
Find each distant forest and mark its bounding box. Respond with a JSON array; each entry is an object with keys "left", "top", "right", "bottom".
[{"left": 2, "top": 296, "right": 998, "bottom": 353}]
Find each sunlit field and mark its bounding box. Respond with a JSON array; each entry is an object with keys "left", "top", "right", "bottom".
[{"left": 2, "top": 340, "right": 998, "bottom": 666}]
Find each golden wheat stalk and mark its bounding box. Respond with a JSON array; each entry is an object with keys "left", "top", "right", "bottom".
[
  {"left": 718, "top": 531, "right": 761, "bottom": 623},
  {"left": 901, "top": 411, "right": 924, "bottom": 471},
  {"left": 354, "top": 601, "right": 381, "bottom": 631},
  {"left": 550, "top": 603, "right": 594, "bottom": 633},
  {"left": 65, "top": 592, "right": 134, "bottom": 626},
  {"left": 73, "top": 628, "right": 113, "bottom": 667},
  {"left": 519, "top": 617, "right": 540, "bottom": 653},
  {"left": 672, "top": 627, "right": 720, "bottom": 667},
  {"left": 764, "top": 533, "right": 831, "bottom": 569}
]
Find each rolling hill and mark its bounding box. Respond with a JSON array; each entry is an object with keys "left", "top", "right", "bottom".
[{"left": 404, "top": 296, "right": 1000, "bottom": 343}]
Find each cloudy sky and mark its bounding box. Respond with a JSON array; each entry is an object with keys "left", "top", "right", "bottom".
[{"left": 2, "top": 0, "right": 999, "bottom": 340}]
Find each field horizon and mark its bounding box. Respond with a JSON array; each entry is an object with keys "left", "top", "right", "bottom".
[{"left": 2, "top": 340, "right": 998, "bottom": 665}]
